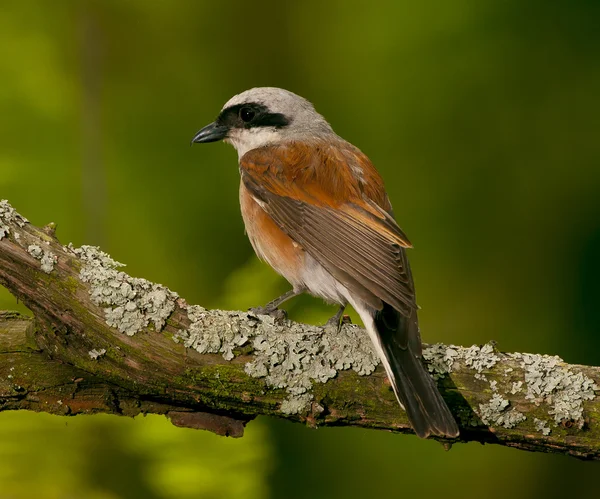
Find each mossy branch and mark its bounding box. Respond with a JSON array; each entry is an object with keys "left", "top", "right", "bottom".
[{"left": 0, "top": 200, "right": 599, "bottom": 459}]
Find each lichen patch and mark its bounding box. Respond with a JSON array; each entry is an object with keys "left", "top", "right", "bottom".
[
  {"left": 88, "top": 348, "right": 107, "bottom": 360},
  {"left": 423, "top": 341, "right": 500, "bottom": 379},
  {"left": 0, "top": 200, "right": 28, "bottom": 239},
  {"left": 478, "top": 393, "right": 526, "bottom": 429},
  {"left": 422, "top": 343, "right": 459, "bottom": 380},
  {"left": 68, "top": 244, "right": 178, "bottom": 336},
  {"left": 511, "top": 381, "right": 523, "bottom": 394},
  {"left": 512, "top": 352, "right": 598, "bottom": 428},
  {"left": 463, "top": 343, "right": 501, "bottom": 373},
  {"left": 246, "top": 319, "right": 377, "bottom": 414},
  {"left": 28, "top": 244, "right": 43, "bottom": 259},
  {"left": 175, "top": 308, "right": 378, "bottom": 414},
  {"left": 27, "top": 244, "right": 56, "bottom": 273},
  {"left": 424, "top": 342, "right": 529, "bottom": 430},
  {"left": 534, "top": 417, "right": 552, "bottom": 436},
  {"left": 174, "top": 306, "right": 248, "bottom": 361}
]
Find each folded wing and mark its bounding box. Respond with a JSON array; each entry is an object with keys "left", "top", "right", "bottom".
[{"left": 240, "top": 140, "right": 417, "bottom": 320}]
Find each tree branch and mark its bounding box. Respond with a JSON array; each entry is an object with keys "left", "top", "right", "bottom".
[{"left": 0, "top": 200, "right": 598, "bottom": 459}]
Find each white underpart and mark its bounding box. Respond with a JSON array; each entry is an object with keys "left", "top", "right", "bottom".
[
  {"left": 300, "top": 254, "right": 348, "bottom": 304},
  {"left": 300, "top": 255, "right": 404, "bottom": 409}
]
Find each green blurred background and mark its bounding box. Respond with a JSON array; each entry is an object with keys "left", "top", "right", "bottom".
[{"left": 1, "top": 0, "right": 599, "bottom": 497}]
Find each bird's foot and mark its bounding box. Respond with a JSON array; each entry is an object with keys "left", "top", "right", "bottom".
[
  {"left": 323, "top": 306, "right": 351, "bottom": 332},
  {"left": 248, "top": 289, "right": 300, "bottom": 323},
  {"left": 249, "top": 305, "right": 288, "bottom": 323}
]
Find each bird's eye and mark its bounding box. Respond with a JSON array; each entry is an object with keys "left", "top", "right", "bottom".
[{"left": 240, "top": 107, "right": 255, "bottom": 123}]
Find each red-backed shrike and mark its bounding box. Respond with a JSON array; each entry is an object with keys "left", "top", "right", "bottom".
[{"left": 192, "top": 87, "right": 458, "bottom": 438}]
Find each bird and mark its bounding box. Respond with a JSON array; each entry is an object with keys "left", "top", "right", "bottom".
[{"left": 191, "top": 87, "right": 459, "bottom": 439}]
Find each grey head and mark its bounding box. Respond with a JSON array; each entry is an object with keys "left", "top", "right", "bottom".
[{"left": 191, "top": 87, "right": 335, "bottom": 157}]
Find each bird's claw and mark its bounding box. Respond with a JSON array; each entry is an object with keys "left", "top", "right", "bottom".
[
  {"left": 249, "top": 306, "right": 288, "bottom": 323},
  {"left": 324, "top": 313, "right": 352, "bottom": 332}
]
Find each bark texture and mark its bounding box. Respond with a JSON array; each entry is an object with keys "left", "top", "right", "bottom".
[{"left": 0, "top": 200, "right": 599, "bottom": 459}]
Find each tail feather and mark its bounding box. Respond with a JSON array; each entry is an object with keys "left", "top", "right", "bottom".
[{"left": 362, "top": 302, "right": 459, "bottom": 438}]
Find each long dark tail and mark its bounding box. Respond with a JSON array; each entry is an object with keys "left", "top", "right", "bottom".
[{"left": 373, "top": 303, "right": 459, "bottom": 438}]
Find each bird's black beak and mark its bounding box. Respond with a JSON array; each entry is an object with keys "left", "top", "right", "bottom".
[{"left": 190, "top": 121, "right": 228, "bottom": 144}]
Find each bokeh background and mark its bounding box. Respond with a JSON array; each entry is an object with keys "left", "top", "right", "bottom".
[{"left": 1, "top": 0, "right": 599, "bottom": 497}]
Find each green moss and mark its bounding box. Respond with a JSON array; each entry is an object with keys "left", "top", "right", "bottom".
[
  {"left": 178, "top": 364, "right": 254, "bottom": 393},
  {"left": 67, "top": 257, "right": 82, "bottom": 272},
  {"left": 166, "top": 364, "right": 288, "bottom": 416},
  {"left": 63, "top": 276, "right": 81, "bottom": 294},
  {"left": 34, "top": 231, "right": 55, "bottom": 244}
]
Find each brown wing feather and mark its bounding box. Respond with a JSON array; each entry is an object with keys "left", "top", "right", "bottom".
[
  {"left": 240, "top": 140, "right": 458, "bottom": 437},
  {"left": 241, "top": 140, "right": 418, "bottom": 319}
]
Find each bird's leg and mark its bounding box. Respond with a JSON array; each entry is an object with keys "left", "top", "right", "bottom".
[
  {"left": 324, "top": 304, "right": 348, "bottom": 332},
  {"left": 249, "top": 288, "right": 303, "bottom": 319}
]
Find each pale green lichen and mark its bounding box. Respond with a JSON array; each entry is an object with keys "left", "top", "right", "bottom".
[
  {"left": 477, "top": 354, "right": 527, "bottom": 428},
  {"left": 511, "top": 352, "right": 598, "bottom": 428},
  {"left": 511, "top": 381, "right": 523, "bottom": 394},
  {"left": 422, "top": 341, "right": 500, "bottom": 379},
  {"left": 174, "top": 306, "right": 249, "bottom": 361},
  {"left": 28, "top": 244, "right": 56, "bottom": 273},
  {"left": 479, "top": 393, "right": 526, "bottom": 429},
  {"left": 175, "top": 307, "right": 378, "bottom": 414},
  {"left": 28, "top": 244, "right": 43, "bottom": 259},
  {"left": 88, "top": 348, "right": 107, "bottom": 360},
  {"left": 280, "top": 393, "right": 314, "bottom": 414},
  {"left": 245, "top": 316, "right": 377, "bottom": 413},
  {"left": 463, "top": 343, "right": 501, "bottom": 372},
  {"left": 421, "top": 343, "right": 459, "bottom": 380},
  {"left": 68, "top": 244, "right": 178, "bottom": 336},
  {"left": 423, "top": 342, "right": 526, "bottom": 429},
  {"left": 40, "top": 251, "right": 56, "bottom": 273},
  {"left": 534, "top": 417, "right": 552, "bottom": 436},
  {"left": 423, "top": 342, "right": 597, "bottom": 431},
  {"left": 0, "top": 199, "right": 28, "bottom": 239}
]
